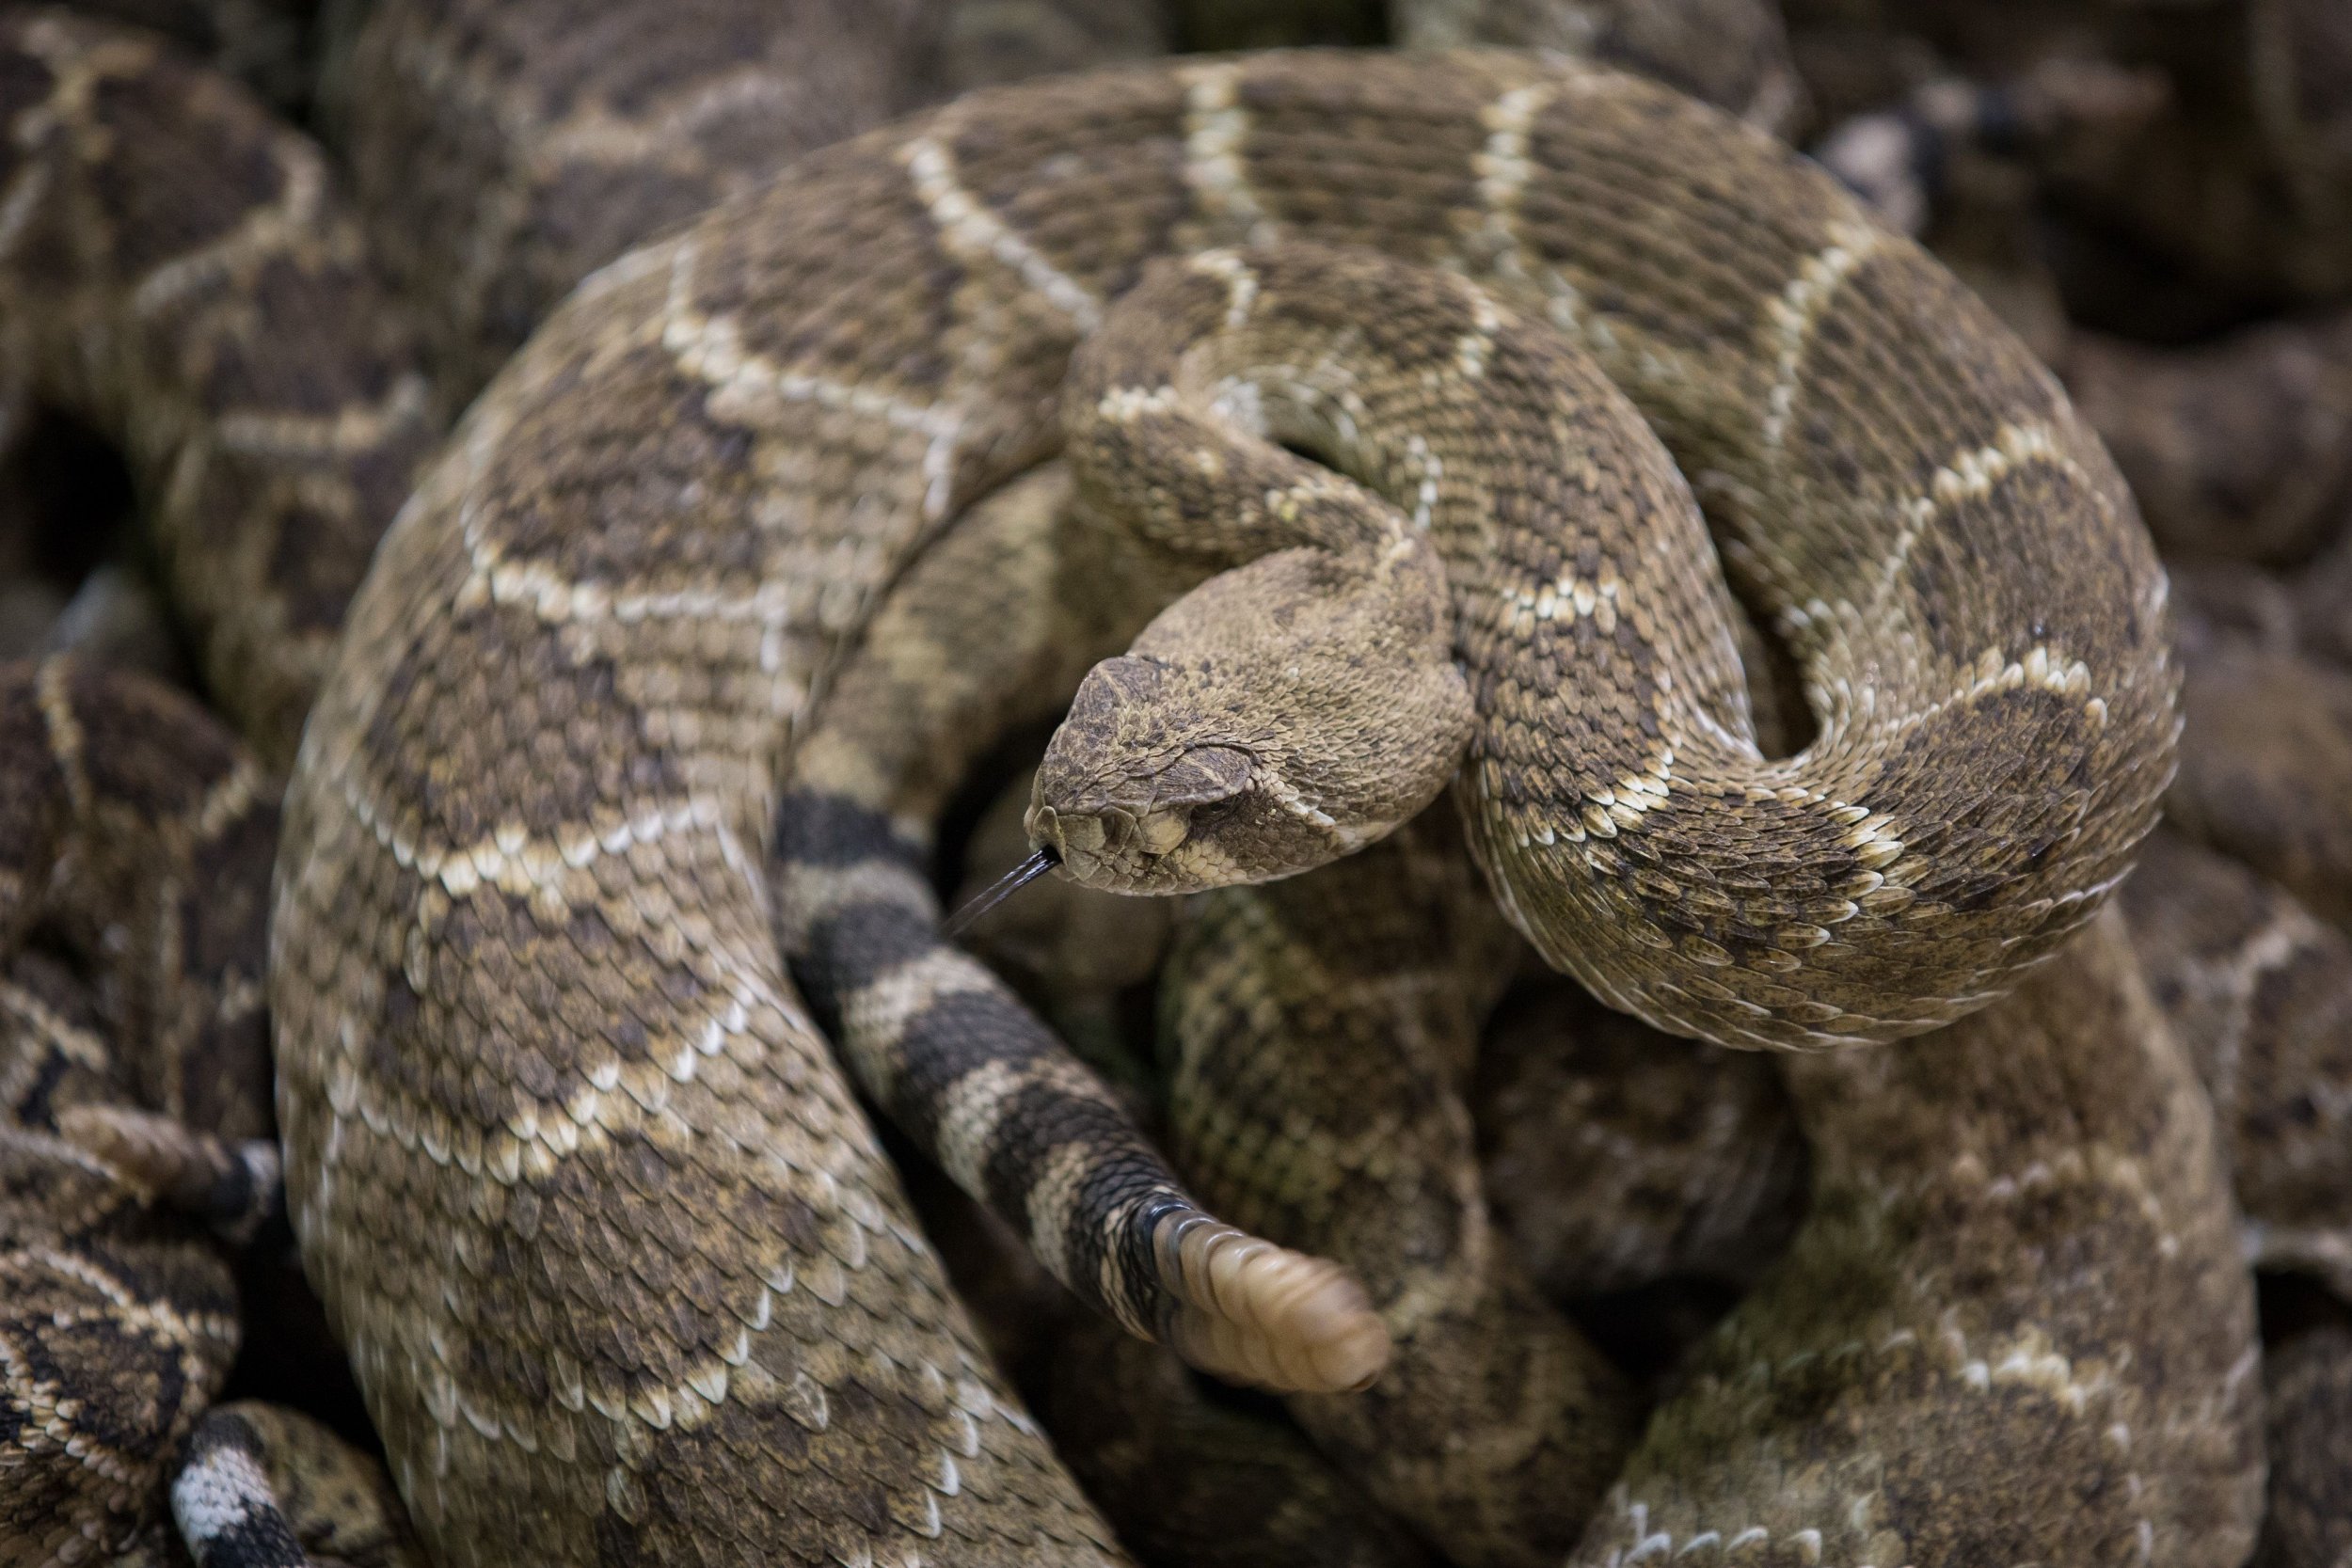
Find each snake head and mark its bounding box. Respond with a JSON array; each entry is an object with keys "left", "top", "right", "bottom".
[
  {"left": 1025, "top": 656, "right": 1263, "bottom": 890},
  {"left": 1025, "top": 545, "right": 1473, "bottom": 895}
]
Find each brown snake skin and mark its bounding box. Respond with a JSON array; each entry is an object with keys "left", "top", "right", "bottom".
[
  {"left": 1, "top": 946, "right": 242, "bottom": 1566},
  {"left": 1039, "top": 1317, "right": 1437, "bottom": 1568},
  {"left": 883, "top": 1124, "right": 1435, "bottom": 1568},
  {"left": 1570, "top": 906, "right": 2262, "bottom": 1567},
  {"left": 2, "top": 8, "right": 1224, "bottom": 1561},
  {"left": 1022, "top": 150, "right": 2174, "bottom": 1055},
  {"left": 0, "top": 11, "right": 439, "bottom": 769},
  {"left": 0, "top": 654, "right": 400, "bottom": 1566},
  {"left": 49, "top": 0, "right": 315, "bottom": 110},
  {"left": 1160, "top": 816, "right": 1638, "bottom": 1567},
  {"left": 1394, "top": 0, "right": 1804, "bottom": 137},
  {"left": 332, "top": 0, "right": 945, "bottom": 402},
  {"left": 0, "top": 0, "right": 1150, "bottom": 772},
  {"left": 0, "top": 656, "right": 276, "bottom": 1150},
  {"left": 1472, "top": 976, "right": 1805, "bottom": 1302},
  {"left": 975, "top": 798, "right": 2279, "bottom": 1562},
  {"left": 2257, "top": 1324, "right": 2352, "bottom": 1568},
  {"left": 332, "top": 0, "right": 1170, "bottom": 407},
  {"left": 1465, "top": 822, "right": 2352, "bottom": 1400},
  {"left": 2125, "top": 826, "right": 2352, "bottom": 1299}
]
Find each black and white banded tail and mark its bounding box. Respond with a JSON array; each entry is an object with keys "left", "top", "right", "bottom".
[{"left": 775, "top": 788, "right": 1389, "bottom": 1394}]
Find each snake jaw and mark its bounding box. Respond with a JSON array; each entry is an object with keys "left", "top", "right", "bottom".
[{"left": 1025, "top": 771, "right": 1237, "bottom": 891}]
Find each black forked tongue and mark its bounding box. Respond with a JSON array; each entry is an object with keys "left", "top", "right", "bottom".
[{"left": 944, "top": 847, "right": 1059, "bottom": 940}]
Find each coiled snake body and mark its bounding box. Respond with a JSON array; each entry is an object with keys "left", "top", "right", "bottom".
[
  {"left": 260, "top": 46, "right": 2189, "bottom": 1565},
  {"left": 1032, "top": 232, "right": 2172, "bottom": 1052}
]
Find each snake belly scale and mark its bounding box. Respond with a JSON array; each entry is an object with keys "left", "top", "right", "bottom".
[{"left": 269, "top": 51, "right": 2175, "bottom": 1566}]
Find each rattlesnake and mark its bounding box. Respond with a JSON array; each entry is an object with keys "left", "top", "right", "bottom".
[
  {"left": 0, "top": 653, "right": 423, "bottom": 1566},
  {"left": 0, "top": 12, "right": 2314, "bottom": 1568},
  {"left": 1104, "top": 15, "right": 2332, "bottom": 1556},
  {"left": 252, "top": 35, "right": 2218, "bottom": 1564}
]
